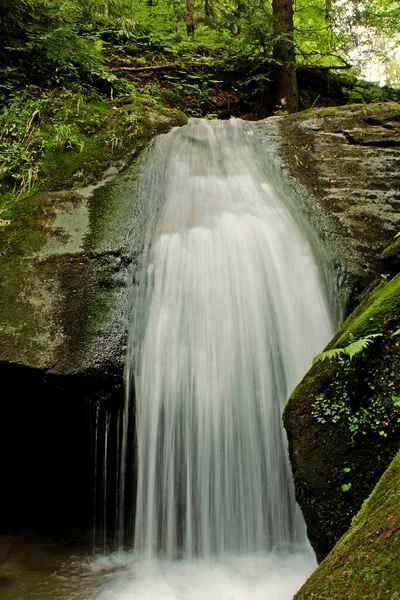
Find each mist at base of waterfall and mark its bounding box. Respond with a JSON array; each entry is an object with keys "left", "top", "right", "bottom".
[{"left": 90, "top": 545, "right": 316, "bottom": 600}]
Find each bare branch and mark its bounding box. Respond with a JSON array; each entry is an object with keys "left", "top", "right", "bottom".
[{"left": 111, "top": 64, "right": 174, "bottom": 72}]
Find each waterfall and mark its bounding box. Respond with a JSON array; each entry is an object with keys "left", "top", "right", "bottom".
[
  {"left": 121, "top": 118, "right": 334, "bottom": 560},
  {"left": 88, "top": 118, "right": 336, "bottom": 600}
]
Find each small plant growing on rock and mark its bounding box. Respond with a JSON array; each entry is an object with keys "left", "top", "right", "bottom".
[
  {"left": 313, "top": 333, "right": 382, "bottom": 364},
  {"left": 341, "top": 467, "right": 352, "bottom": 492},
  {"left": 312, "top": 332, "right": 400, "bottom": 438},
  {"left": 54, "top": 124, "right": 83, "bottom": 152}
]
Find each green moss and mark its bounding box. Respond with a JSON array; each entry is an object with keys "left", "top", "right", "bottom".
[
  {"left": 295, "top": 104, "right": 365, "bottom": 121},
  {"left": 0, "top": 257, "right": 63, "bottom": 368},
  {"left": 0, "top": 262, "right": 32, "bottom": 327},
  {"left": 85, "top": 287, "right": 115, "bottom": 336},
  {"left": 87, "top": 99, "right": 111, "bottom": 113},
  {"left": 41, "top": 134, "right": 105, "bottom": 188},
  {"left": 295, "top": 450, "right": 400, "bottom": 599},
  {"left": 1, "top": 88, "right": 187, "bottom": 206},
  {"left": 332, "top": 274, "right": 400, "bottom": 347},
  {"left": 0, "top": 91, "right": 187, "bottom": 258},
  {"left": 0, "top": 192, "right": 52, "bottom": 257}
]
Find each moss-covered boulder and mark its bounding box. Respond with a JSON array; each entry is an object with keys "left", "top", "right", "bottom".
[
  {"left": 294, "top": 449, "right": 400, "bottom": 599},
  {"left": 284, "top": 270, "right": 400, "bottom": 562},
  {"left": 0, "top": 105, "right": 187, "bottom": 378}
]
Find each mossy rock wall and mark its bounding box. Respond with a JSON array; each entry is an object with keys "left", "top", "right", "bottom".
[
  {"left": 284, "top": 271, "right": 400, "bottom": 561},
  {"left": 294, "top": 449, "right": 400, "bottom": 599},
  {"left": 0, "top": 107, "right": 187, "bottom": 532},
  {"left": 0, "top": 107, "right": 187, "bottom": 378}
]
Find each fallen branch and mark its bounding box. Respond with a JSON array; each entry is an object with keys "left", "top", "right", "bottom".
[
  {"left": 308, "top": 65, "right": 352, "bottom": 70},
  {"left": 111, "top": 64, "right": 174, "bottom": 72}
]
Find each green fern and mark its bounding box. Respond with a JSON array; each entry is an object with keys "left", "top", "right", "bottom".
[
  {"left": 345, "top": 334, "right": 382, "bottom": 359},
  {"left": 312, "top": 347, "right": 347, "bottom": 363},
  {"left": 313, "top": 333, "right": 382, "bottom": 365}
]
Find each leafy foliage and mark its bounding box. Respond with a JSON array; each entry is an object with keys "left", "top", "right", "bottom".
[
  {"left": 294, "top": 0, "right": 347, "bottom": 67},
  {"left": 0, "top": 0, "right": 399, "bottom": 201},
  {"left": 0, "top": 88, "right": 50, "bottom": 194},
  {"left": 313, "top": 333, "right": 382, "bottom": 364},
  {"left": 312, "top": 329, "right": 400, "bottom": 438},
  {"left": 26, "top": 29, "right": 113, "bottom": 85},
  {"left": 341, "top": 482, "right": 352, "bottom": 492}
]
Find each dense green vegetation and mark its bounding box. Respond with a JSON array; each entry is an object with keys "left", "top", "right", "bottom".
[
  {"left": 0, "top": 0, "right": 399, "bottom": 209},
  {"left": 2, "top": 0, "right": 399, "bottom": 89}
]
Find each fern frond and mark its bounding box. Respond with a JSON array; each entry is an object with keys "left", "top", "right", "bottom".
[
  {"left": 345, "top": 333, "right": 382, "bottom": 359},
  {"left": 389, "top": 328, "right": 400, "bottom": 340},
  {"left": 312, "top": 333, "right": 382, "bottom": 364},
  {"left": 313, "top": 347, "right": 346, "bottom": 364}
]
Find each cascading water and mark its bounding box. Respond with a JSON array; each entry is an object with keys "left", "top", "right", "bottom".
[{"left": 95, "top": 118, "right": 335, "bottom": 599}]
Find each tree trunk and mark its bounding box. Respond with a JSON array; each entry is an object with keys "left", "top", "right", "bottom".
[
  {"left": 235, "top": 0, "right": 244, "bottom": 34},
  {"left": 187, "top": 0, "right": 195, "bottom": 36},
  {"left": 272, "top": 0, "right": 298, "bottom": 113},
  {"left": 205, "top": 0, "right": 210, "bottom": 18},
  {"left": 325, "top": 0, "right": 332, "bottom": 21}
]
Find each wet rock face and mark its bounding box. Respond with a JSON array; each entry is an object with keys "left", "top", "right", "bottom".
[
  {"left": 278, "top": 103, "right": 400, "bottom": 311},
  {"left": 0, "top": 111, "right": 187, "bottom": 379},
  {"left": 0, "top": 181, "right": 136, "bottom": 380}
]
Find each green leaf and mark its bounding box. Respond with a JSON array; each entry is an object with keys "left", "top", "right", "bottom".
[
  {"left": 349, "top": 423, "right": 359, "bottom": 432},
  {"left": 345, "top": 334, "right": 382, "bottom": 359},
  {"left": 392, "top": 395, "right": 400, "bottom": 406},
  {"left": 312, "top": 347, "right": 346, "bottom": 364},
  {"left": 312, "top": 333, "right": 382, "bottom": 365},
  {"left": 341, "top": 483, "right": 352, "bottom": 492},
  {"left": 343, "top": 467, "right": 351, "bottom": 473},
  {"left": 389, "top": 328, "right": 400, "bottom": 340}
]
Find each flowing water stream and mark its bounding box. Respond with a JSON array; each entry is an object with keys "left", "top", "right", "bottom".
[{"left": 2, "top": 119, "right": 335, "bottom": 600}]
